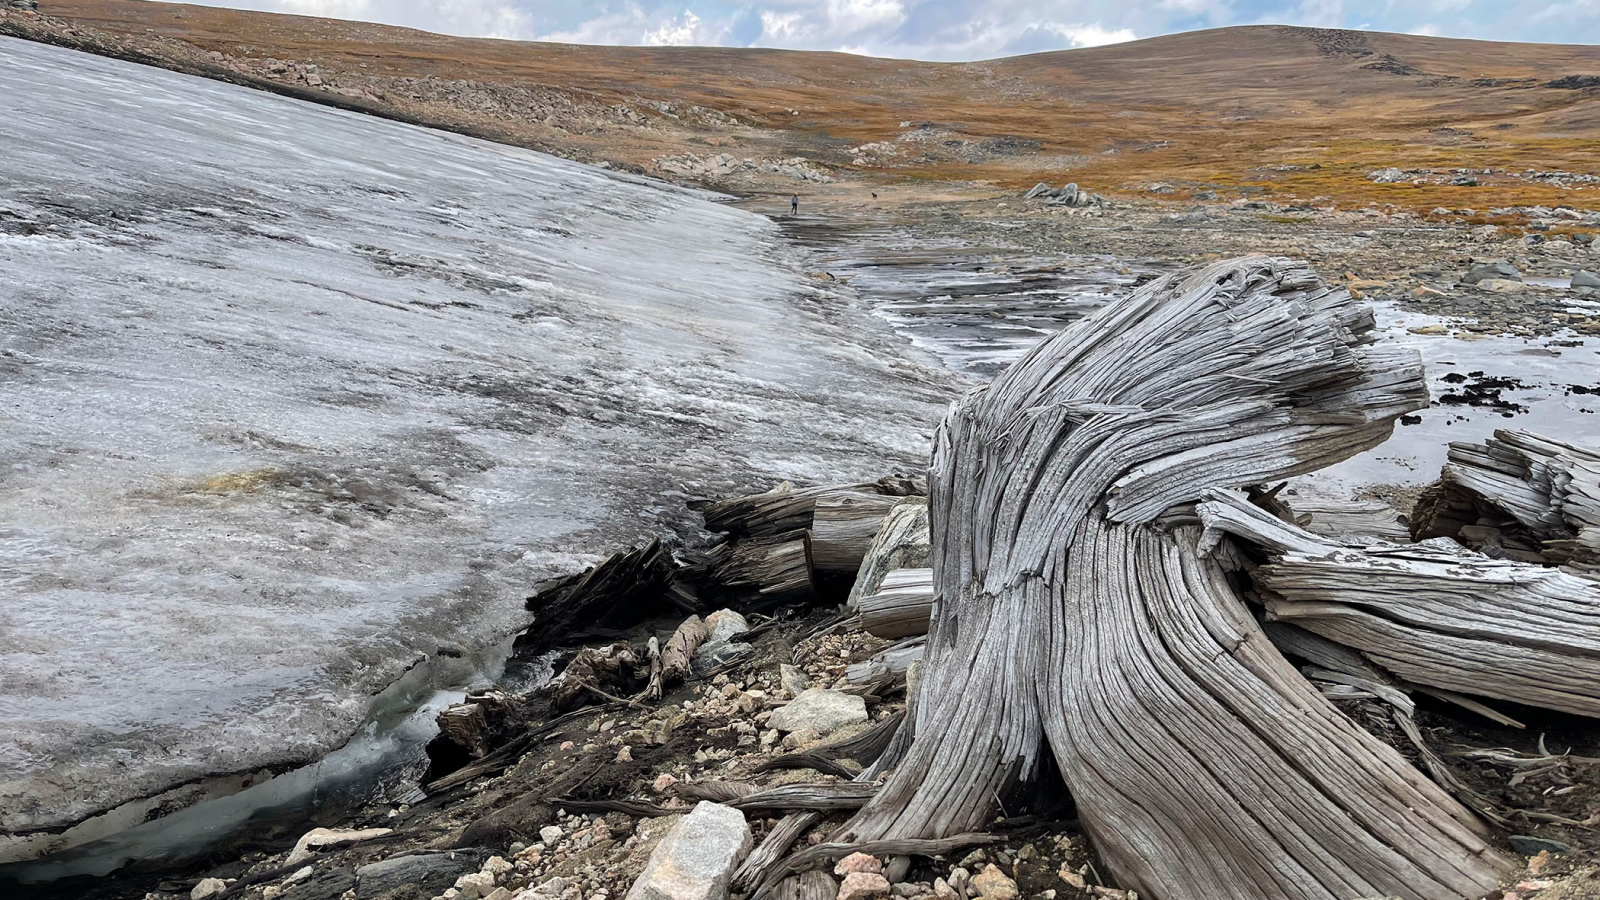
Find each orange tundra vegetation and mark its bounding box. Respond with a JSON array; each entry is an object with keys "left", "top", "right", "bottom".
[{"left": 9, "top": 0, "right": 1600, "bottom": 215}]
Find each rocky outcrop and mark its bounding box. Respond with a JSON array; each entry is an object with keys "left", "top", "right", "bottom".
[
  {"left": 1020, "top": 181, "right": 1105, "bottom": 207},
  {"left": 655, "top": 153, "right": 834, "bottom": 183}
]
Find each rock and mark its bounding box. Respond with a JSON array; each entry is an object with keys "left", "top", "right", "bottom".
[
  {"left": 623, "top": 801, "right": 752, "bottom": 900},
  {"left": 703, "top": 609, "right": 750, "bottom": 643},
  {"left": 653, "top": 773, "right": 680, "bottom": 792},
  {"left": 1462, "top": 261, "right": 1522, "bottom": 284},
  {"left": 280, "top": 867, "right": 356, "bottom": 900},
  {"left": 932, "top": 878, "right": 959, "bottom": 900},
  {"left": 285, "top": 827, "right": 392, "bottom": 866},
  {"left": 779, "top": 663, "right": 811, "bottom": 698},
  {"left": 1367, "top": 167, "right": 1409, "bottom": 183},
  {"left": 456, "top": 871, "right": 498, "bottom": 900},
  {"left": 540, "top": 825, "right": 563, "bottom": 845},
  {"left": 884, "top": 856, "right": 911, "bottom": 884},
  {"left": 192, "top": 878, "right": 228, "bottom": 900},
  {"left": 780, "top": 726, "right": 820, "bottom": 749},
  {"left": 1059, "top": 183, "right": 1079, "bottom": 205},
  {"left": 1023, "top": 183, "right": 1052, "bottom": 199},
  {"left": 484, "top": 890, "right": 512, "bottom": 900},
  {"left": 767, "top": 688, "right": 868, "bottom": 735},
  {"left": 846, "top": 498, "right": 930, "bottom": 608},
  {"left": 356, "top": 853, "right": 467, "bottom": 898},
  {"left": 970, "top": 864, "right": 1018, "bottom": 900},
  {"left": 1406, "top": 324, "right": 1447, "bottom": 335},
  {"left": 694, "top": 609, "right": 751, "bottom": 668},
  {"left": 286, "top": 866, "right": 315, "bottom": 885},
  {"left": 482, "top": 856, "right": 514, "bottom": 880},
  {"left": 1477, "top": 278, "right": 1527, "bottom": 293},
  {"left": 836, "top": 853, "right": 883, "bottom": 875},
  {"left": 1573, "top": 270, "right": 1600, "bottom": 289},
  {"left": 838, "top": 872, "right": 891, "bottom": 900},
  {"left": 1543, "top": 240, "right": 1574, "bottom": 252}
]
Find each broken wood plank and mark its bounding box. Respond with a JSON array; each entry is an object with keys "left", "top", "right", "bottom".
[
  {"left": 695, "top": 475, "right": 924, "bottom": 538},
  {"left": 845, "top": 637, "right": 925, "bottom": 693},
  {"left": 728, "top": 782, "right": 880, "bottom": 812},
  {"left": 812, "top": 493, "right": 905, "bottom": 572},
  {"left": 857, "top": 568, "right": 934, "bottom": 639},
  {"left": 1201, "top": 489, "right": 1600, "bottom": 718},
  {"left": 520, "top": 538, "right": 678, "bottom": 653},
  {"left": 1283, "top": 497, "right": 1411, "bottom": 543}
]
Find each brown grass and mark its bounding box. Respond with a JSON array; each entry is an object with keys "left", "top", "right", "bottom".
[{"left": 21, "top": 1, "right": 1600, "bottom": 213}]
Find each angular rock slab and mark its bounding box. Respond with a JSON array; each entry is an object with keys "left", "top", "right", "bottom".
[
  {"left": 625, "top": 801, "right": 753, "bottom": 900},
  {"left": 768, "top": 689, "right": 869, "bottom": 735}
]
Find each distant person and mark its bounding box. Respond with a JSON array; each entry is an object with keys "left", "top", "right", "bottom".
[{"left": 790, "top": 194, "right": 799, "bottom": 216}]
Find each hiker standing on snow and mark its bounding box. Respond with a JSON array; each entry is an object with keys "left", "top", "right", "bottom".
[{"left": 790, "top": 194, "right": 799, "bottom": 216}]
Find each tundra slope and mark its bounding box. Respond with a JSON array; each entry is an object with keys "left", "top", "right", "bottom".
[{"left": 0, "top": 36, "right": 949, "bottom": 857}]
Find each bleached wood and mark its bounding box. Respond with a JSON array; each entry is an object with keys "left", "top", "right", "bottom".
[
  {"left": 829, "top": 256, "right": 1509, "bottom": 900},
  {"left": 1200, "top": 490, "right": 1600, "bottom": 718},
  {"left": 813, "top": 493, "right": 905, "bottom": 572},
  {"left": 1414, "top": 430, "right": 1600, "bottom": 571},
  {"left": 857, "top": 568, "right": 935, "bottom": 639}
]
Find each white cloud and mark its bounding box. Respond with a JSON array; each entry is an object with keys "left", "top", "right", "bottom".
[
  {"left": 167, "top": 0, "right": 1600, "bottom": 61},
  {"left": 642, "top": 9, "right": 702, "bottom": 45},
  {"left": 1056, "top": 22, "right": 1139, "bottom": 46}
]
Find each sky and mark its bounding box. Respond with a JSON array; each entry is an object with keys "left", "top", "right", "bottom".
[{"left": 190, "top": 0, "right": 1600, "bottom": 60}]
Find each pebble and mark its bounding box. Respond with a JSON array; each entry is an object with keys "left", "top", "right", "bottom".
[{"left": 540, "top": 825, "right": 564, "bottom": 845}]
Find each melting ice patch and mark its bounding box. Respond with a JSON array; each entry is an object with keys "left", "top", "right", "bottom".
[{"left": 0, "top": 36, "right": 948, "bottom": 853}]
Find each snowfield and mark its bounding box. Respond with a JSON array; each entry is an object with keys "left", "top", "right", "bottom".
[{"left": 0, "top": 36, "right": 948, "bottom": 856}]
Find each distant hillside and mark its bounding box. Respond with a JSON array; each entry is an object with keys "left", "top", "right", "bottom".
[{"left": 6, "top": 0, "right": 1600, "bottom": 214}]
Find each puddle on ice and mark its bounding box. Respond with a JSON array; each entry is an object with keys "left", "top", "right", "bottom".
[
  {"left": 1294, "top": 304, "right": 1600, "bottom": 498},
  {"left": 801, "top": 227, "right": 1599, "bottom": 499}
]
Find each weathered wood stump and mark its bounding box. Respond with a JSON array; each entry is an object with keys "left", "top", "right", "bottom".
[{"left": 829, "top": 257, "right": 1512, "bottom": 900}]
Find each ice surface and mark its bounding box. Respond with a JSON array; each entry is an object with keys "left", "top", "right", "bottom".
[{"left": 0, "top": 36, "right": 950, "bottom": 850}]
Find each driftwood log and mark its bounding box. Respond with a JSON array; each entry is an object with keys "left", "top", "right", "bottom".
[
  {"left": 694, "top": 475, "right": 923, "bottom": 538},
  {"left": 1199, "top": 490, "right": 1600, "bottom": 718},
  {"left": 812, "top": 493, "right": 905, "bottom": 572},
  {"left": 827, "top": 257, "right": 1511, "bottom": 900},
  {"left": 1413, "top": 430, "right": 1600, "bottom": 570},
  {"left": 699, "top": 529, "right": 817, "bottom": 607},
  {"left": 857, "top": 568, "right": 934, "bottom": 639},
  {"left": 520, "top": 539, "right": 679, "bottom": 653}
]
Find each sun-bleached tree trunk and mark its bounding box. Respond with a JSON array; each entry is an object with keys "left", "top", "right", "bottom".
[{"left": 832, "top": 257, "right": 1513, "bottom": 900}]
